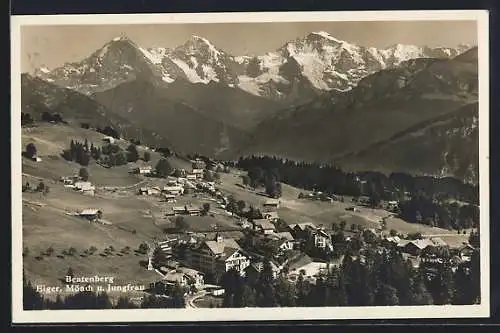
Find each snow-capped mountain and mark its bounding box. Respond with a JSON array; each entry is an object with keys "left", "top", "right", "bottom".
[
  {"left": 233, "top": 31, "right": 471, "bottom": 101},
  {"left": 35, "top": 36, "right": 167, "bottom": 95},
  {"left": 34, "top": 31, "right": 471, "bottom": 103}
]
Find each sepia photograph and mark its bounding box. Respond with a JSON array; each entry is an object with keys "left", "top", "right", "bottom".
[{"left": 11, "top": 10, "right": 490, "bottom": 323}]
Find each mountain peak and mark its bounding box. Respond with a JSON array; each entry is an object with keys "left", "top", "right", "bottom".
[
  {"left": 111, "top": 36, "right": 130, "bottom": 42},
  {"left": 308, "top": 31, "right": 343, "bottom": 43},
  {"left": 176, "top": 35, "right": 222, "bottom": 58}
]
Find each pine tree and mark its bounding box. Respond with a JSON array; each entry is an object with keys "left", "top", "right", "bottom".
[
  {"left": 126, "top": 144, "right": 139, "bottom": 162},
  {"left": 275, "top": 276, "right": 296, "bottom": 307},
  {"left": 171, "top": 283, "right": 186, "bottom": 308},
  {"left": 374, "top": 283, "right": 400, "bottom": 306}
]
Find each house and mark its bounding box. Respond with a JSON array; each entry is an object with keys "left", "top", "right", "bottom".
[
  {"left": 135, "top": 166, "right": 153, "bottom": 175},
  {"left": 61, "top": 176, "right": 80, "bottom": 186},
  {"left": 286, "top": 254, "right": 328, "bottom": 283},
  {"left": 177, "top": 267, "right": 204, "bottom": 289},
  {"left": 289, "top": 222, "right": 317, "bottom": 239},
  {"left": 178, "top": 234, "right": 199, "bottom": 245},
  {"left": 191, "top": 169, "right": 205, "bottom": 179},
  {"left": 245, "top": 260, "right": 282, "bottom": 283},
  {"left": 103, "top": 136, "right": 115, "bottom": 144},
  {"left": 385, "top": 200, "right": 399, "bottom": 212},
  {"left": 172, "top": 206, "right": 187, "bottom": 216},
  {"left": 263, "top": 211, "right": 279, "bottom": 223},
  {"left": 401, "top": 239, "right": 434, "bottom": 256},
  {"left": 263, "top": 199, "right": 280, "bottom": 211},
  {"left": 163, "top": 186, "right": 184, "bottom": 196},
  {"left": 157, "top": 238, "right": 177, "bottom": 254},
  {"left": 31, "top": 155, "right": 42, "bottom": 162},
  {"left": 74, "top": 181, "right": 95, "bottom": 196},
  {"left": 163, "top": 270, "right": 189, "bottom": 287},
  {"left": 191, "top": 159, "right": 206, "bottom": 170},
  {"left": 253, "top": 219, "right": 276, "bottom": 234},
  {"left": 185, "top": 233, "right": 250, "bottom": 282},
  {"left": 268, "top": 232, "right": 295, "bottom": 252},
  {"left": 186, "top": 174, "right": 197, "bottom": 181},
  {"left": 79, "top": 209, "right": 102, "bottom": 221},
  {"left": 458, "top": 244, "right": 475, "bottom": 262},
  {"left": 311, "top": 228, "right": 333, "bottom": 251},
  {"left": 164, "top": 194, "right": 177, "bottom": 203},
  {"left": 139, "top": 187, "right": 161, "bottom": 196},
  {"left": 185, "top": 205, "right": 201, "bottom": 216}
]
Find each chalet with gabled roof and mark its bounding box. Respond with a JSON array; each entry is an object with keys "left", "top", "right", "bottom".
[{"left": 185, "top": 233, "right": 250, "bottom": 282}]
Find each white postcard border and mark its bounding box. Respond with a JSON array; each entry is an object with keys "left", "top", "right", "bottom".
[{"left": 11, "top": 10, "right": 490, "bottom": 323}]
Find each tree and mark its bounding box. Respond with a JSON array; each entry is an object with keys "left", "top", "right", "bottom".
[
  {"left": 143, "top": 151, "right": 151, "bottom": 162},
  {"left": 339, "top": 220, "right": 347, "bottom": 231},
  {"left": 21, "top": 113, "right": 34, "bottom": 126},
  {"left": 248, "top": 167, "right": 264, "bottom": 188},
  {"left": 100, "top": 126, "right": 120, "bottom": 139},
  {"left": 265, "top": 173, "right": 282, "bottom": 198},
  {"left": 23, "top": 275, "right": 45, "bottom": 310},
  {"left": 174, "top": 216, "right": 189, "bottom": 232},
  {"left": 25, "top": 143, "right": 37, "bottom": 159},
  {"left": 115, "top": 296, "right": 138, "bottom": 309},
  {"left": 114, "top": 152, "right": 127, "bottom": 166},
  {"left": 237, "top": 284, "right": 257, "bottom": 307},
  {"left": 36, "top": 181, "right": 45, "bottom": 192},
  {"left": 241, "top": 175, "right": 250, "bottom": 187},
  {"left": 201, "top": 203, "right": 211, "bottom": 216},
  {"left": 137, "top": 242, "right": 149, "bottom": 254},
  {"left": 275, "top": 276, "right": 296, "bottom": 307},
  {"left": 67, "top": 247, "right": 77, "bottom": 256},
  {"left": 67, "top": 267, "right": 75, "bottom": 279},
  {"left": 126, "top": 144, "right": 139, "bottom": 162},
  {"left": 226, "top": 196, "right": 238, "bottom": 215},
  {"left": 236, "top": 200, "right": 246, "bottom": 215},
  {"left": 45, "top": 247, "right": 54, "bottom": 256},
  {"left": 390, "top": 229, "right": 398, "bottom": 237},
  {"left": 79, "top": 167, "right": 89, "bottom": 181},
  {"left": 374, "top": 283, "right": 400, "bottom": 306},
  {"left": 155, "top": 158, "right": 172, "bottom": 178},
  {"left": 151, "top": 247, "right": 167, "bottom": 268}
]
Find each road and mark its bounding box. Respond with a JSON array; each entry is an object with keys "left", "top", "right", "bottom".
[{"left": 185, "top": 290, "right": 208, "bottom": 308}]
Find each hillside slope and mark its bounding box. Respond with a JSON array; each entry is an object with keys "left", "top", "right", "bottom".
[
  {"left": 233, "top": 48, "right": 478, "bottom": 182},
  {"left": 21, "top": 73, "right": 172, "bottom": 149},
  {"left": 91, "top": 78, "right": 250, "bottom": 157},
  {"left": 338, "top": 102, "right": 479, "bottom": 184}
]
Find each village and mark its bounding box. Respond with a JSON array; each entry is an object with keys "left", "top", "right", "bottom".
[
  {"left": 19, "top": 122, "right": 479, "bottom": 308},
  {"left": 40, "top": 152, "right": 476, "bottom": 308}
]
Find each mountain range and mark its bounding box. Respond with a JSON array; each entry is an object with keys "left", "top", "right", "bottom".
[
  {"left": 25, "top": 32, "right": 479, "bottom": 183},
  {"left": 35, "top": 32, "right": 470, "bottom": 104}
]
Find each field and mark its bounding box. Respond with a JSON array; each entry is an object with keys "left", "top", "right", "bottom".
[{"left": 20, "top": 123, "right": 470, "bottom": 303}]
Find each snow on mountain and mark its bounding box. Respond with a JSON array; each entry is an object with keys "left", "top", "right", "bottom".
[{"left": 33, "top": 32, "right": 472, "bottom": 102}]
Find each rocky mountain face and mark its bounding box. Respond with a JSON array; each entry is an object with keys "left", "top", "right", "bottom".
[
  {"left": 34, "top": 37, "right": 167, "bottom": 95},
  {"left": 232, "top": 47, "right": 479, "bottom": 183},
  {"left": 35, "top": 32, "right": 470, "bottom": 105}
]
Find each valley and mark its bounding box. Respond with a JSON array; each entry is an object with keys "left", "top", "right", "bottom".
[{"left": 19, "top": 27, "right": 481, "bottom": 310}]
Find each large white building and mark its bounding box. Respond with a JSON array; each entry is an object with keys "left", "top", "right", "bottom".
[{"left": 185, "top": 234, "right": 250, "bottom": 282}]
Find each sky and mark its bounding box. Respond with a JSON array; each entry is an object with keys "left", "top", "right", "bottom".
[{"left": 21, "top": 20, "right": 477, "bottom": 73}]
